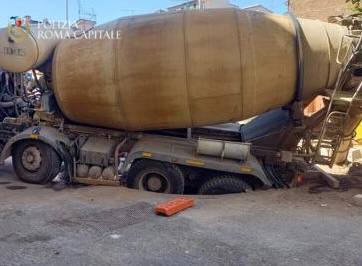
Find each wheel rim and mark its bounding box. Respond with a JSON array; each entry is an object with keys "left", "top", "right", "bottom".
[
  {"left": 140, "top": 171, "right": 170, "bottom": 193},
  {"left": 21, "top": 146, "right": 42, "bottom": 172}
]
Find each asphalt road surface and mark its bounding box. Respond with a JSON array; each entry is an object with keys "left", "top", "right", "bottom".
[{"left": 0, "top": 160, "right": 361, "bottom": 266}]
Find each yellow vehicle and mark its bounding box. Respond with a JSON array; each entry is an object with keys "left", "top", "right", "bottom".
[{"left": 356, "top": 122, "right": 362, "bottom": 143}]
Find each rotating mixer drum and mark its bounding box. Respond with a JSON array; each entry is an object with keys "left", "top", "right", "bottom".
[{"left": 0, "top": 9, "right": 348, "bottom": 131}]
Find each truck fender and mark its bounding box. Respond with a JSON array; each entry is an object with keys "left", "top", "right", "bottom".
[
  {"left": 0, "top": 126, "right": 72, "bottom": 165},
  {"left": 121, "top": 137, "right": 273, "bottom": 188}
]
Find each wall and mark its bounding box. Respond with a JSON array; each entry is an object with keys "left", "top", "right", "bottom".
[{"left": 289, "top": 0, "right": 351, "bottom": 21}]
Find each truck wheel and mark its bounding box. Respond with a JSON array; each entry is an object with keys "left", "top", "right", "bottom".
[
  {"left": 12, "top": 140, "right": 61, "bottom": 184},
  {"left": 127, "top": 160, "right": 184, "bottom": 194},
  {"left": 198, "top": 175, "right": 251, "bottom": 195}
]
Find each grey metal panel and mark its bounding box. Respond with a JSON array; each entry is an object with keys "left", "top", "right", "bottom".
[
  {"left": 240, "top": 108, "right": 290, "bottom": 142},
  {"left": 123, "top": 135, "right": 272, "bottom": 187},
  {"left": 80, "top": 137, "right": 118, "bottom": 166}
]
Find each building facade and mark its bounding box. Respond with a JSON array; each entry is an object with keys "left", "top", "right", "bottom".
[
  {"left": 288, "top": 0, "right": 351, "bottom": 21},
  {"left": 242, "top": 4, "right": 272, "bottom": 13},
  {"left": 167, "top": 0, "right": 271, "bottom": 13},
  {"left": 75, "top": 19, "right": 96, "bottom": 31},
  {"left": 167, "top": 0, "right": 234, "bottom": 11}
]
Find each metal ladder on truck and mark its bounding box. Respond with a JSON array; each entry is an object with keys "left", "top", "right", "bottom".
[{"left": 314, "top": 32, "right": 362, "bottom": 169}]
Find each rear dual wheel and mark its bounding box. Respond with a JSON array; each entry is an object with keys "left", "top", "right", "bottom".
[
  {"left": 12, "top": 140, "right": 61, "bottom": 184},
  {"left": 198, "top": 175, "right": 251, "bottom": 195},
  {"left": 127, "top": 159, "right": 184, "bottom": 194}
]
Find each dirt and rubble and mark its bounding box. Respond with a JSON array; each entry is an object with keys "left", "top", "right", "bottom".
[{"left": 0, "top": 159, "right": 361, "bottom": 266}]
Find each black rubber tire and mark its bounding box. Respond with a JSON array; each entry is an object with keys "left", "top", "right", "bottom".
[
  {"left": 198, "top": 175, "right": 251, "bottom": 195},
  {"left": 127, "top": 159, "right": 185, "bottom": 194},
  {"left": 12, "top": 140, "right": 61, "bottom": 184}
]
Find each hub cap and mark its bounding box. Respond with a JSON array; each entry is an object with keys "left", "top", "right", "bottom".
[
  {"left": 21, "top": 146, "right": 42, "bottom": 172},
  {"left": 140, "top": 172, "right": 170, "bottom": 193},
  {"left": 147, "top": 175, "right": 163, "bottom": 191}
]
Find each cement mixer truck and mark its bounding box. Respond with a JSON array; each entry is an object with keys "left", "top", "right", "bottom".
[{"left": 0, "top": 9, "right": 361, "bottom": 194}]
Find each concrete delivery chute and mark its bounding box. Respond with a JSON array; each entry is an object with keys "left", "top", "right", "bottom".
[{"left": 0, "top": 9, "right": 360, "bottom": 194}]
